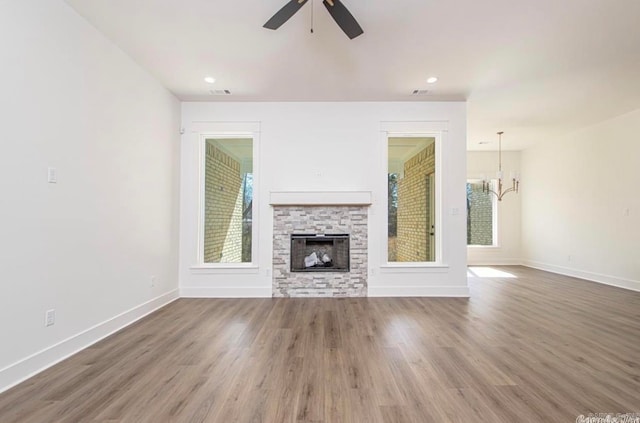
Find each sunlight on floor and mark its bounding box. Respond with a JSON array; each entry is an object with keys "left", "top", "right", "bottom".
[{"left": 467, "top": 267, "right": 517, "bottom": 278}]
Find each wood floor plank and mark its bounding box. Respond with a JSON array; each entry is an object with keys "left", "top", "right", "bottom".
[{"left": 1, "top": 266, "right": 639, "bottom": 422}]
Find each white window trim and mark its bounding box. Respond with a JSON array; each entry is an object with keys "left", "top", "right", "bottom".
[
  {"left": 380, "top": 124, "right": 446, "bottom": 267},
  {"left": 192, "top": 123, "right": 261, "bottom": 269},
  {"left": 189, "top": 264, "right": 259, "bottom": 274}
]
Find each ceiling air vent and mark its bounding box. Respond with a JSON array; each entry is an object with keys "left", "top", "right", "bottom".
[
  {"left": 412, "top": 89, "right": 429, "bottom": 96},
  {"left": 209, "top": 89, "right": 232, "bottom": 96}
]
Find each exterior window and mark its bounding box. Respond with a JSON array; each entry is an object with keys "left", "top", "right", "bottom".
[
  {"left": 388, "top": 137, "right": 436, "bottom": 262},
  {"left": 466, "top": 181, "right": 496, "bottom": 246},
  {"left": 203, "top": 138, "right": 253, "bottom": 263}
]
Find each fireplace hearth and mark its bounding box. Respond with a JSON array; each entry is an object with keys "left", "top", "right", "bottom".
[{"left": 291, "top": 234, "right": 349, "bottom": 272}]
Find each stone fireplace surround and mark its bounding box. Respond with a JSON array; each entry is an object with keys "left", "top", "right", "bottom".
[{"left": 270, "top": 192, "right": 371, "bottom": 298}]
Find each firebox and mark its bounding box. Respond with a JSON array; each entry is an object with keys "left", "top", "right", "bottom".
[{"left": 290, "top": 234, "right": 350, "bottom": 272}]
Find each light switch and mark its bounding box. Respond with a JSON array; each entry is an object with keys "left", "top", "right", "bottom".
[{"left": 47, "top": 167, "right": 57, "bottom": 183}]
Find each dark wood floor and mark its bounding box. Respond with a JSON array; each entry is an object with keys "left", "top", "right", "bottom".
[{"left": 1, "top": 266, "right": 639, "bottom": 422}]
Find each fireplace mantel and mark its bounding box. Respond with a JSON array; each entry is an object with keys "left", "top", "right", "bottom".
[{"left": 269, "top": 191, "right": 372, "bottom": 206}]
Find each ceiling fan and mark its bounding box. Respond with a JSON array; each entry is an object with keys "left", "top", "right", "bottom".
[{"left": 264, "top": 0, "right": 364, "bottom": 40}]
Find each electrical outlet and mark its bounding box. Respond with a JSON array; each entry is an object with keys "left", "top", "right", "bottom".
[
  {"left": 150, "top": 276, "right": 156, "bottom": 287},
  {"left": 47, "top": 167, "right": 57, "bottom": 184},
  {"left": 567, "top": 255, "right": 572, "bottom": 262},
  {"left": 45, "top": 309, "right": 55, "bottom": 327}
]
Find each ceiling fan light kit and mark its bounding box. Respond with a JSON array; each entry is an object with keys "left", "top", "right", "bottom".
[{"left": 264, "top": 0, "right": 364, "bottom": 39}]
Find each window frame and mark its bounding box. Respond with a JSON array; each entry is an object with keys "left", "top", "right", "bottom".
[
  {"left": 383, "top": 131, "right": 443, "bottom": 266},
  {"left": 197, "top": 131, "right": 260, "bottom": 268},
  {"left": 466, "top": 178, "right": 499, "bottom": 248}
]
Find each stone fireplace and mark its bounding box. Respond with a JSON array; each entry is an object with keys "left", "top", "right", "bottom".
[{"left": 272, "top": 201, "right": 368, "bottom": 297}]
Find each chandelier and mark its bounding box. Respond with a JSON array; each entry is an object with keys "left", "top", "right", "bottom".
[{"left": 483, "top": 131, "right": 520, "bottom": 201}]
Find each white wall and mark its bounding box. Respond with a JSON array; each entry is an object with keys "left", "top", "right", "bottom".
[
  {"left": 467, "top": 151, "right": 521, "bottom": 264},
  {"left": 0, "top": 1, "right": 181, "bottom": 391},
  {"left": 521, "top": 108, "right": 640, "bottom": 291},
  {"left": 180, "top": 102, "right": 468, "bottom": 297}
]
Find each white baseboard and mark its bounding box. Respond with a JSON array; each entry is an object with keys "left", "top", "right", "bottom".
[
  {"left": 182, "top": 286, "right": 471, "bottom": 298},
  {"left": 0, "top": 289, "right": 179, "bottom": 394},
  {"left": 467, "top": 259, "right": 522, "bottom": 266},
  {"left": 180, "top": 286, "right": 272, "bottom": 298},
  {"left": 368, "top": 286, "right": 470, "bottom": 297},
  {"left": 521, "top": 260, "right": 640, "bottom": 292}
]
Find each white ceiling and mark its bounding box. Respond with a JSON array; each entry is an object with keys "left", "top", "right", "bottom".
[
  {"left": 64, "top": 0, "right": 640, "bottom": 151},
  {"left": 389, "top": 137, "right": 434, "bottom": 162},
  {"left": 207, "top": 138, "right": 253, "bottom": 161},
  {"left": 389, "top": 137, "right": 434, "bottom": 174}
]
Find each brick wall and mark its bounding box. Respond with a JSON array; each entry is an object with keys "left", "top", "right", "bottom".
[
  {"left": 397, "top": 143, "right": 435, "bottom": 262},
  {"left": 204, "top": 142, "right": 243, "bottom": 263},
  {"left": 467, "top": 183, "right": 493, "bottom": 245},
  {"left": 273, "top": 206, "right": 368, "bottom": 297}
]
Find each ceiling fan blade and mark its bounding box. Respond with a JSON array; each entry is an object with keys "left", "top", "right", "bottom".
[
  {"left": 264, "top": 0, "right": 309, "bottom": 30},
  {"left": 322, "top": 0, "right": 363, "bottom": 39}
]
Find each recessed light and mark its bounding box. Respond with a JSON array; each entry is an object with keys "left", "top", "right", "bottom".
[
  {"left": 204, "top": 77, "right": 216, "bottom": 84},
  {"left": 426, "top": 76, "right": 438, "bottom": 84}
]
